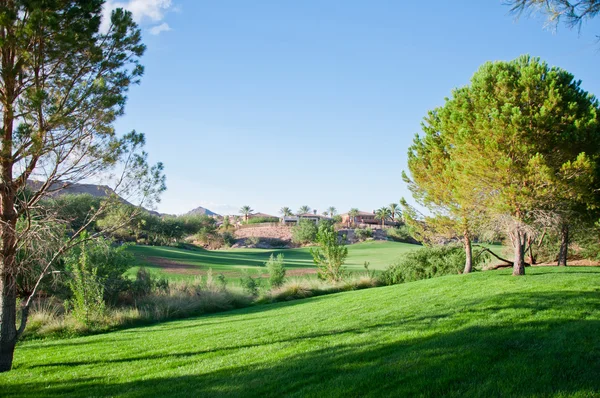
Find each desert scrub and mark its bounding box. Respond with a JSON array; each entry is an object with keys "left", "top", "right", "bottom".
[
  {"left": 380, "top": 244, "right": 489, "bottom": 285},
  {"left": 265, "top": 253, "right": 286, "bottom": 288}
]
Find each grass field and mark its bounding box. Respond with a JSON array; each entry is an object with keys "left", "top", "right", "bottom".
[
  {"left": 127, "top": 241, "right": 423, "bottom": 281},
  {"left": 3, "top": 267, "right": 599, "bottom": 396}
]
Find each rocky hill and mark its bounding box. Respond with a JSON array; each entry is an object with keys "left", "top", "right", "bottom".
[{"left": 184, "top": 206, "right": 220, "bottom": 217}]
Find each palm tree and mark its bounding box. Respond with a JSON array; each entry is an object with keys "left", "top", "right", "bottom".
[
  {"left": 322, "top": 211, "right": 329, "bottom": 217},
  {"left": 375, "top": 207, "right": 392, "bottom": 228},
  {"left": 239, "top": 205, "right": 253, "bottom": 223},
  {"left": 348, "top": 208, "right": 360, "bottom": 227},
  {"left": 298, "top": 205, "right": 311, "bottom": 215},
  {"left": 279, "top": 207, "right": 293, "bottom": 217},
  {"left": 327, "top": 206, "right": 337, "bottom": 218},
  {"left": 389, "top": 203, "right": 400, "bottom": 223}
]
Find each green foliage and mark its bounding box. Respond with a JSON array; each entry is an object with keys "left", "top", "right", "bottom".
[
  {"left": 386, "top": 225, "right": 419, "bottom": 244},
  {"left": 245, "top": 217, "right": 279, "bottom": 224},
  {"left": 354, "top": 228, "right": 373, "bottom": 242},
  {"left": 279, "top": 207, "right": 293, "bottom": 217},
  {"left": 407, "top": 55, "right": 600, "bottom": 274},
  {"left": 221, "top": 231, "right": 236, "bottom": 247},
  {"left": 240, "top": 271, "right": 261, "bottom": 297},
  {"left": 265, "top": 254, "right": 286, "bottom": 288},
  {"left": 380, "top": 245, "right": 489, "bottom": 285},
  {"left": 310, "top": 224, "right": 348, "bottom": 281},
  {"left": 66, "top": 241, "right": 105, "bottom": 326},
  {"left": 374, "top": 207, "right": 392, "bottom": 226},
  {"left": 291, "top": 219, "right": 318, "bottom": 245},
  {"left": 63, "top": 237, "right": 133, "bottom": 307}
]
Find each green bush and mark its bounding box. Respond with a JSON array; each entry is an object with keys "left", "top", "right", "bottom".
[
  {"left": 386, "top": 225, "right": 420, "bottom": 244},
  {"left": 221, "top": 231, "right": 236, "bottom": 247},
  {"left": 265, "top": 253, "right": 286, "bottom": 288},
  {"left": 63, "top": 237, "right": 133, "bottom": 307},
  {"left": 245, "top": 217, "right": 279, "bottom": 224},
  {"left": 246, "top": 236, "right": 260, "bottom": 246},
  {"left": 66, "top": 241, "right": 105, "bottom": 325},
  {"left": 354, "top": 228, "right": 373, "bottom": 242},
  {"left": 380, "top": 244, "right": 489, "bottom": 285},
  {"left": 310, "top": 223, "right": 348, "bottom": 281},
  {"left": 292, "top": 219, "right": 318, "bottom": 245},
  {"left": 240, "top": 270, "right": 261, "bottom": 297}
]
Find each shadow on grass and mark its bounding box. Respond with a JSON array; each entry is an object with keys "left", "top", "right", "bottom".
[
  {"left": 6, "top": 291, "right": 600, "bottom": 397},
  {"left": 130, "top": 245, "right": 316, "bottom": 269}
]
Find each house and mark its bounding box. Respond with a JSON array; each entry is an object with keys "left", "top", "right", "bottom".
[
  {"left": 340, "top": 211, "right": 378, "bottom": 226},
  {"left": 281, "top": 211, "right": 330, "bottom": 225},
  {"left": 248, "top": 212, "right": 278, "bottom": 220}
]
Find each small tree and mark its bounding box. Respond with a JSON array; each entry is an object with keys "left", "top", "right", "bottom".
[
  {"left": 327, "top": 206, "right": 337, "bottom": 218},
  {"left": 389, "top": 203, "right": 401, "bottom": 223},
  {"left": 375, "top": 207, "right": 392, "bottom": 228},
  {"left": 222, "top": 216, "right": 231, "bottom": 230},
  {"left": 348, "top": 208, "right": 360, "bottom": 227},
  {"left": 240, "top": 206, "right": 253, "bottom": 223},
  {"left": 310, "top": 223, "right": 348, "bottom": 281},
  {"left": 291, "top": 219, "right": 318, "bottom": 245},
  {"left": 279, "top": 207, "right": 293, "bottom": 217},
  {"left": 265, "top": 253, "right": 286, "bottom": 288},
  {"left": 67, "top": 238, "right": 105, "bottom": 326},
  {"left": 298, "top": 205, "right": 311, "bottom": 215}
]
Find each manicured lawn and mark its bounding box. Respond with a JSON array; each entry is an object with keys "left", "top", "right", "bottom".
[
  {"left": 127, "top": 241, "right": 422, "bottom": 281},
  {"left": 3, "top": 267, "right": 600, "bottom": 396}
]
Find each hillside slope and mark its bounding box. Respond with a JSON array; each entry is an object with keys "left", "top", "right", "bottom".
[
  {"left": 3, "top": 267, "right": 600, "bottom": 397},
  {"left": 184, "top": 206, "right": 219, "bottom": 217}
]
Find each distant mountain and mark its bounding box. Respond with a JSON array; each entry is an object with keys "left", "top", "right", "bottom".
[
  {"left": 27, "top": 180, "right": 161, "bottom": 216},
  {"left": 184, "top": 206, "right": 220, "bottom": 217}
]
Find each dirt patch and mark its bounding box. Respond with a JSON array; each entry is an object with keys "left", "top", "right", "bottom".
[
  {"left": 286, "top": 268, "right": 318, "bottom": 277},
  {"left": 143, "top": 256, "right": 203, "bottom": 275}
]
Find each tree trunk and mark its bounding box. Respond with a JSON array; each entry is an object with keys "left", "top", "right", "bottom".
[
  {"left": 511, "top": 227, "right": 526, "bottom": 276},
  {"left": 526, "top": 236, "right": 536, "bottom": 265},
  {"left": 463, "top": 233, "right": 473, "bottom": 274},
  {"left": 557, "top": 223, "right": 569, "bottom": 266},
  {"left": 0, "top": 187, "right": 19, "bottom": 372}
]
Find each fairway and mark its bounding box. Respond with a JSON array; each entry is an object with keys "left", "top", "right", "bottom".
[
  {"left": 3, "top": 267, "right": 599, "bottom": 397},
  {"left": 127, "top": 241, "right": 421, "bottom": 280}
]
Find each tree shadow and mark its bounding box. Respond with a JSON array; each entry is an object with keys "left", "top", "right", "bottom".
[{"left": 4, "top": 290, "right": 600, "bottom": 396}]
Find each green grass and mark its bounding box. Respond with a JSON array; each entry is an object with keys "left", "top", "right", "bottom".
[
  {"left": 127, "top": 241, "right": 421, "bottom": 281},
  {"left": 3, "top": 267, "right": 600, "bottom": 396}
]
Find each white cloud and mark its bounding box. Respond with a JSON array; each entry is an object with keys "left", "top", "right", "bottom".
[
  {"left": 149, "top": 22, "right": 171, "bottom": 35},
  {"left": 102, "top": 0, "right": 174, "bottom": 34}
]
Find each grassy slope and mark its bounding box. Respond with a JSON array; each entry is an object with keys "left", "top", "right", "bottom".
[
  {"left": 127, "top": 241, "right": 421, "bottom": 280},
  {"left": 3, "top": 267, "right": 600, "bottom": 397}
]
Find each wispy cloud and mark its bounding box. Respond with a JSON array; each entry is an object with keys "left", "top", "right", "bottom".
[
  {"left": 102, "top": 0, "right": 174, "bottom": 35},
  {"left": 149, "top": 22, "right": 171, "bottom": 35}
]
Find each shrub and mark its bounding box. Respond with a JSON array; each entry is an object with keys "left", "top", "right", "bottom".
[
  {"left": 354, "top": 228, "right": 373, "bottom": 242},
  {"left": 386, "top": 225, "right": 420, "bottom": 244},
  {"left": 240, "top": 270, "right": 261, "bottom": 297},
  {"left": 66, "top": 240, "right": 105, "bottom": 325},
  {"left": 265, "top": 253, "right": 286, "bottom": 288},
  {"left": 63, "top": 237, "right": 133, "bottom": 305},
  {"left": 380, "top": 244, "right": 489, "bottom": 285},
  {"left": 292, "top": 219, "right": 318, "bottom": 245},
  {"left": 246, "top": 236, "right": 260, "bottom": 246},
  {"left": 245, "top": 217, "right": 279, "bottom": 224},
  {"left": 221, "top": 231, "right": 236, "bottom": 247},
  {"left": 310, "top": 223, "right": 348, "bottom": 281}
]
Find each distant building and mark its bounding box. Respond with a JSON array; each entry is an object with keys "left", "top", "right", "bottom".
[
  {"left": 248, "top": 212, "right": 278, "bottom": 219},
  {"left": 340, "top": 211, "right": 378, "bottom": 226},
  {"left": 281, "top": 212, "right": 330, "bottom": 225}
]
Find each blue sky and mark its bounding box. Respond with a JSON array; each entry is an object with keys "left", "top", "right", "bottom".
[{"left": 108, "top": 1, "right": 600, "bottom": 216}]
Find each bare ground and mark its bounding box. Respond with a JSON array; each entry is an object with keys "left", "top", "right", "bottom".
[{"left": 141, "top": 256, "right": 317, "bottom": 277}]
